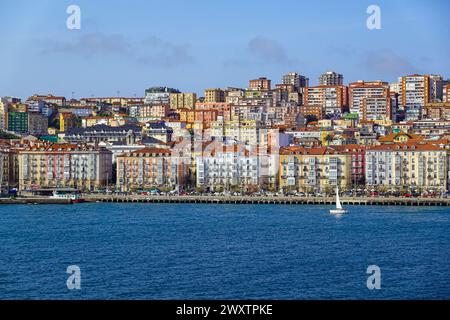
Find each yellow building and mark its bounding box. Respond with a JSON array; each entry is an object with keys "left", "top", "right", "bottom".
[
  {"left": 59, "top": 112, "right": 79, "bottom": 132},
  {"left": 170, "top": 93, "right": 197, "bottom": 110},
  {"left": 0, "top": 100, "right": 7, "bottom": 130},
  {"left": 378, "top": 131, "right": 423, "bottom": 144},
  {"left": 204, "top": 89, "right": 225, "bottom": 103},
  {"left": 279, "top": 146, "right": 351, "bottom": 193},
  {"left": 210, "top": 119, "right": 260, "bottom": 145},
  {"left": 366, "top": 142, "right": 448, "bottom": 192}
]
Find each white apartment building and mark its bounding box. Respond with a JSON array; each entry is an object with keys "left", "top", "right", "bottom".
[
  {"left": 349, "top": 81, "right": 390, "bottom": 119},
  {"left": 399, "top": 74, "right": 443, "bottom": 120},
  {"left": 196, "top": 144, "right": 261, "bottom": 191},
  {"left": 319, "top": 71, "right": 343, "bottom": 86}
]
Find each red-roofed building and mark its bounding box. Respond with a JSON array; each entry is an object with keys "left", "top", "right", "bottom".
[
  {"left": 365, "top": 142, "right": 448, "bottom": 192},
  {"left": 18, "top": 143, "right": 112, "bottom": 192},
  {"left": 116, "top": 147, "right": 189, "bottom": 191},
  {"left": 331, "top": 145, "right": 366, "bottom": 187}
]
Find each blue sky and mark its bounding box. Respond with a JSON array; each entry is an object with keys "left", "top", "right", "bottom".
[{"left": 0, "top": 0, "right": 449, "bottom": 99}]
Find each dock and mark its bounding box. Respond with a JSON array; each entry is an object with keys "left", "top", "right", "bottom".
[
  {"left": 83, "top": 195, "right": 450, "bottom": 206},
  {"left": 2, "top": 195, "right": 450, "bottom": 206}
]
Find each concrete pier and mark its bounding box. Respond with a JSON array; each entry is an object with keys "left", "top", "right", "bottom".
[
  {"left": 83, "top": 195, "right": 450, "bottom": 206},
  {"left": 2, "top": 195, "right": 449, "bottom": 206}
]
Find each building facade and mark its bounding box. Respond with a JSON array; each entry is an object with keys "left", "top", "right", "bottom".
[
  {"left": 204, "top": 89, "right": 226, "bottom": 103},
  {"left": 18, "top": 144, "right": 112, "bottom": 192},
  {"left": 348, "top": 81, "right": 390, "bottom": 120},
  {"left": 319, "top": 71, "right": 343, "bottom": 86},
  {"left": 279, "top": 146, "right": 351, "bottom": 193},
  {"left": 400, "top": 75, "right": 431, "bottom": 121},
  {"left": 196, "top": 144, "right": 260, "bottom": 192},
  {"left": 365, "top": 142, "right": 447, "bottom": 192},
  {"left": 170, "top": 93, "right": 197, "bottom": 110},
  {"left": 303, "top": 85, "right": 348, "bottom": 116},
  {"left": 282, "top": 72, "right": 309, "bottom": 91},
  {"left": 116, "top": 148, "right": 189, "bottom": 191},
  {"left": 249, "top": 77, "right": 271, "bottom": 91},
  {"left": 144, "top": 87, "right": 179, "bottom": 105}
]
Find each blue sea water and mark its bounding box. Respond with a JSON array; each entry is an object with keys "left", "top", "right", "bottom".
[{"left": 0, "top": 203, "right": 449, "bottom": 300}]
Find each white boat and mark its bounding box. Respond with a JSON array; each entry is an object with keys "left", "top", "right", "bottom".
[
  {"left": 330, "top": 187, "right": 348, "bottom": 214},
  {"left": 50, "top": 191, "right": 84, "bottom": 202}
]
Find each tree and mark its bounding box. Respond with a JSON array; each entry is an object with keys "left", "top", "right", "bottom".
[
  {"left": 0, "top": 130, "right": 20, "bottom": 139},
  {"left": 305, "top": 114, "right": 318, "bottom": 124},
  {"left": 324, "top": 134, "right": 334, "bottom": 145}
]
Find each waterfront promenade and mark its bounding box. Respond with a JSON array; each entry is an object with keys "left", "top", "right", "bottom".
[
  {"left": 2, "top": 194, "right": 450, "bottom": 206},
  {"left": 83, "top": 194, "right": 450, "bottom": 206}
]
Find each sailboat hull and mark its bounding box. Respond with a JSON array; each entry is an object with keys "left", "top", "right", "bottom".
[{"left": 330, "top": 209, "right": 348, "bottom": 214}]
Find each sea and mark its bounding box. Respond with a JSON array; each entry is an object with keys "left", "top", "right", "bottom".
[{"left": 0, "top": 203, "right": 449, "bottom": 299}]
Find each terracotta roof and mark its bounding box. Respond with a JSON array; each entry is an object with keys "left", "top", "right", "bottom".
[
  {"left": 378, "top": 131, "right": 422, "bottom": 142},
  {"left": 125, "top": 148, "right": 172, "bottom": 156},
  {"left": 280, "top": 146, "right": 336, "bottom": 156},
  {"left": 367, "top": 142, "right": 445, "bottom": 152}
]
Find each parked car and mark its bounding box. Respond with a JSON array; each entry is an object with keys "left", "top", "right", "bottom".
[{"left": 402, "top": 193, "right": 413, "bottom": 198}]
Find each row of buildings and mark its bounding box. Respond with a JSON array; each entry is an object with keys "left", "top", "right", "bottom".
[
  {"left": 0, "top": 133, "right": 449, "bottom": 195},
  {"left": 1, "top": 71, "right": 449, "bottom": 195}
]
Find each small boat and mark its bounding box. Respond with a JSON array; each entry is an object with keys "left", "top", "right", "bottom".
[
  {"left": 50, "top": 191, "right": 84, "bottom": 203},
  {"left": 330, "top": 187, "right": 348, "bottom": 214}
]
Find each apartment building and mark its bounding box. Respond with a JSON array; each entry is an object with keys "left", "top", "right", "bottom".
[
  {"left": 0, "top": 149, "right": 10, "bottom": 194},
  {"left": 279, "top": 146, "right": 351, "bottom": 193},
  {"left": 348, "top": 81, "right": 391, "bottom": 120},
  {"left": 129, "top": 104, "right": 170, "bottom": 120},
  {"left": 249, "top": 77, "right": 271, "bottom": 91},
  {"left": 332, "top": 145, "right": 366, "bottom": 186},
  {"left": 0, "top": 99, "right": 7, "bottom": 130},
  {"left": 170, "top": 93, "right": 197, "bottom": 110},
  {"left": 18, "top": 144, "right": 112, "bottom": 192},
  {"left": 365, "top": 142, "right": 447, "bottom": 192},
  {"left": 210, "top": 119, "right": 260, "bottom": 145},
  {"left": 303, "top": 85, "right": 348, "bottom": 116},
  {"left": 422, "top": 103, "right": 450, "bottom": 120},
  {"left": 300, "top": 104, "right": 324, "bottom": 120},
  {"left": 400, "top": 75, "right": 431, "bottom": 121},
  {"left": 319, "top": 71, "right": 343, "bottom": 86},
  {"left": 444, "top": 84, "right": 450, "bottom": 103},
  {"left": 7, "top": 112, "right": 28, "bottom": 133},
  {"left": 196, "top": 144, "right": 260, "bottom": 192},
  {"left": 179, "top": 109, "right": 219, "bottom": 129},
  {"left": 204, "top": 89, "right": 226, "bottom": 103},
  {"left": 282, "top": 72, "right": 309, "bottom": 91},
  {"left": 144, "top": 87, "right": 179, "bottom": 105},
  {"left": 28, "top": 94, "right": 66, "bottom": 107},
  {"left": 116, "top": 148, "right": 189, "bottom": 191}
]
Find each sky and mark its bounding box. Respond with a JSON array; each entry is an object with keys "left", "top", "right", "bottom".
[{"left": 0, "top": 0, "right": 449, "bottom": 99}]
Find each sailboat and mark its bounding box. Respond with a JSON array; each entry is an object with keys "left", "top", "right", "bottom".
[{"left": 330, "top": 187, "right": 348, "bottom": 215}]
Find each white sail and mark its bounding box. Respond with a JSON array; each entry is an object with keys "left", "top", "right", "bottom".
[{"left": 336, "top": 187, "right": 342, "bottom": 209}]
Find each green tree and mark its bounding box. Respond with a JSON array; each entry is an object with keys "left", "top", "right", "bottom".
[{"left": 305, "top": 114, "right": 318, "bottom": 124}]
